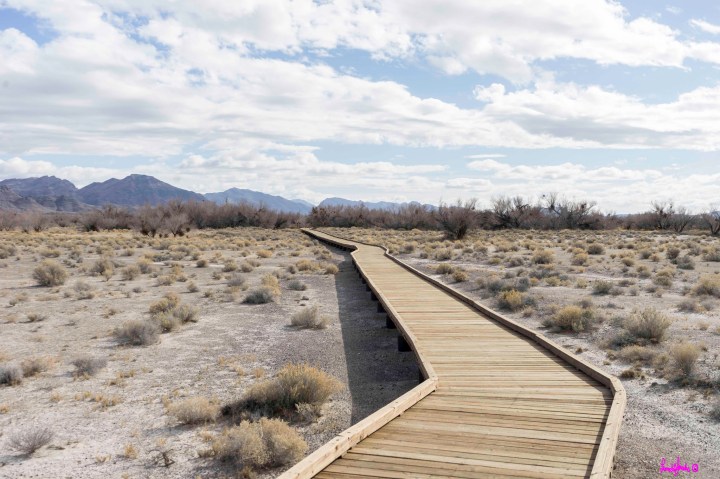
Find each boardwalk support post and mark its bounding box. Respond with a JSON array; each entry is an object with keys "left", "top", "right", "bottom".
[
  {"left": 386, "top": 316, "right": 396, "bottom": 329},
  {"left": 398, "top": 334, "right": 411, "bottom": 352}
]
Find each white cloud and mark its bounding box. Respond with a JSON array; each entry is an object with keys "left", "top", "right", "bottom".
[{"left": 690, "top": 19, "right": 720, "bottom": 35}]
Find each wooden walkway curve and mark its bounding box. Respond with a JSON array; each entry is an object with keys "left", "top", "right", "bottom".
[{"left": 281, "top": 229, "right": 625, "bottom": 479}]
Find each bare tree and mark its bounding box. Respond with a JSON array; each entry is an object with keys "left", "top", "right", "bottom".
[
  {"left": 491, "top": 195, "right": 531, "bottom": 229},
  {"left": 701, "top": 206, "right": 720, "bottom": 236},
  {"left": 542, "top": 193, "right": 598, "bottom": 229},
  {"left": 435, "top": 199, "right": 478, "bottom": 240},
  {"left": 650, "top": 200, "right": 675, "bottom": 230},
  {"left": 669, "top": 206, "right": 695, "bottom": 233}
]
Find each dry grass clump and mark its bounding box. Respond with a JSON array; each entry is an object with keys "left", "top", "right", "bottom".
[
  {"left": 261, "top": 274, "right": 281, "bottom": 295},
  {"left": 693, "top": 275, "right": 720, "bottom": 297},
  {"left": 623, "top": 308, "right": 673, "bottom": 343},
  {"left": 137, "top": 258, "right": 154, "bottom": 273},
  {"left": 7, "top": 425, "right": 53, "bottom": 455},
  {"left": 0, "top": 363, "right": 23, "bottom": 386},
  {"left": 550, "top": 305, "right": 596, "bottom": 332},
  {"left": 290, "top": 306, "right": 328, "bottom": 329},
  {"left": 434, "top": 248, "right": 453, "bottom": 261},
  {"left": 149, "top": 292, "right": 181, "bottom": 316},
  {"left": 33, "top": 260, "right": 68, "bottom": 286},
  {"left": 226, "top": 364, "right": 342, "bottom": 419},
  {"left": 256, "top": 249, "right": 273, "bottom": 258},
  {"left": 71, "top": 355, "right": 107, "bottom": 377},
  {"left": 586, "top": 244, "right": 605, "bottom": 255},
  {"left": 669, "top": 342, "right": 701, "bottom": 379},
  {"left": 167, "top": 397, "right": 220, "bottom": 424},
  {"left": 211, "top": 418, "right": 306, "bottom": 470},
  {"left": 196, "top": 258, "right": 208, "bottom": 268},
  {"left": 676, "top": 255, "right": 695, "bottom": 270},
  {"left": 114, "top": 319, "right": 160, "bottom": 346},
  {"left": 223, "top": 260, "right": 238, "bottom": 272}
]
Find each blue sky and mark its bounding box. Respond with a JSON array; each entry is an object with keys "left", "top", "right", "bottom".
[{"left": 1, "top": 1, "right": 720, "bottom": 212}]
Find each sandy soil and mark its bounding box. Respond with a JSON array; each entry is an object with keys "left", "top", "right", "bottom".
[
  {"left": 0, "top": 228, "right": 417, "bottom": 478},
  {"left": 321, "top": 227, "right": 720, "bottom": 479}
]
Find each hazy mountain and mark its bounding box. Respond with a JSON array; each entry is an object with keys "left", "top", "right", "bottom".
[
  {"left": 204, "top": 188, "right": 312, "bottom": 213},
  {"left": 78, "top": 174, "right": 205, "bottom": 207},
  {"left": 318, "top": 197, "right": 435, "bottom": 211},
  {"left": 0, "top": 176, "right": 78, "bottom": 197}
]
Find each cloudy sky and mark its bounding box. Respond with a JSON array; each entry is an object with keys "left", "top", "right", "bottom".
[{"left": 1, "top": 0, "right": 720, "bottom": 212}]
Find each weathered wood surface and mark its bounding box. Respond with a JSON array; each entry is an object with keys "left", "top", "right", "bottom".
[{"left": 280, "top": 229, "right": 625, "bottom": 479}]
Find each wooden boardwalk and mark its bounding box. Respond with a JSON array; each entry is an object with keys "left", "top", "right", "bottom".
[{"left": 281, "top": 229, "right": 625, "bottom": 479}]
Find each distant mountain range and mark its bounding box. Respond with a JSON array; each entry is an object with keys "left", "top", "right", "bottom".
[
  {"left": 204, "top": 188, "right": 312, "bottom": 214},
  {"left": 0, "top": 174, "right": 435, "bottom": 213}
]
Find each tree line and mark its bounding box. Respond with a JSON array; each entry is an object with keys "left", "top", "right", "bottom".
[{"left": 0, "top": 196, "right": 719, "bottom": 240}]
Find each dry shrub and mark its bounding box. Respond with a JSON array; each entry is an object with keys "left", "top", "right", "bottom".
[
  {"left": 240, "top": 262, "right": 255, "bottom": 273},
  {"left": 243, "top": 288, "right": 274, "bottom": 304},
  {"left": 623, "top": 308, "right": 672, "bottom": 343},
  {"left": 149, "top": 292, "right": 181, "bottom": 316},
  {"left": 532, "top": 249, "right": 554, "bottom": 264},
  {"left": 323, "top": 263, "right": 339, "bottom": 275},
  {"left": 223, "top": 260, "right": 238, "bottom": 272},
  {"left": 452, "top": 270, "right": 469, "bottom": 283},
  {"left": 261, "top": 274, "right": 281, "bottom": 295},
  {"left": 121, "top": 265, "right": 141, "bottom": 281},
  {"left": 167, "top": 397, "right": 219, "bottom": 424},
  {"left": 286, "top": 279, "right": 307, "bottom": 291},
  {"left": 593, "top": 280, "right": 613, "bottom": 295},
  {"left": 137, "top": 258, "right": 154, "bottom": 273},
  {"left": 670, "top": 342, "right": 701, "bottom": 378},
  {"left": 212, "top": 418, "right": 306, "bottom": 469},
  {"left": 228, "top": 364, "right": 342, "bottom": 418},
  {"left": 435, "top": 264, "right": 454, "bottom": 275},
  {"left": 587, "top": 244, "right": 604, "bottom": 255},
  {"left": 549, "top": 305, "right": 596, "bottom": 332},
  {"left": 196, "top": 258, "right": 208, "bottom": 268},
  {"left": 710, "top": 400, "right": 720, "bottom": 421},
  {"left": 91, "top": 258, "right": 114, "bottom": 280},
  {"left": 33, "top": 260, "right": 68, "bottom": 286},
  {"left": 20, "top": 357, "right": 51, "bottom": 377},
  {"left": 618, "top": 345, "right": 658, "bottom": 364},
  {"left": 256, "top": 249, "right": 273, "bottom": 258},
  {"left": 433, "top": 248, "right": 453, "bottom": 261},
  {"left": 7, "top": 425, "right": 53, "bottom": 455},
  {"left": 497, "top": 290, "right": 525, "bottom": 312},
  {"left": 227, "top": 274, "right": 246, "bottom": 288},
  {"left": 114, "top": 319, "right": 160, "bottom": 346},
  {"left": 74, "top": 280, "right": 95, "bottom": 299},
  {"left": 71, "top": 355, "right": 107, "bottom": 377},
  {"left": 693, "top": 275, "right": 720, "bottom": 297},
  {"left": 571, "top": 252, "right": 588, "bottom": 266},
  {"left": 676, "top": 255, "right": 695, "bottom": 270},
  {"left": 295, "top": 259, "right": 317, "bottom": 272},
  {"left": 290, "top": 306, "right": 328, "bottom": 329},
  {"left": 0, "top": 364, "right": 23, "bottom": 386}
]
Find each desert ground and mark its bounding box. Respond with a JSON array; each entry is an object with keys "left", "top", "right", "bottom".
[
  {"left": 0, "top": 228, "right": 418, "bottom": 478},
  {"left": 1, "top": 226, "right": 719, "bottom": 478}
]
